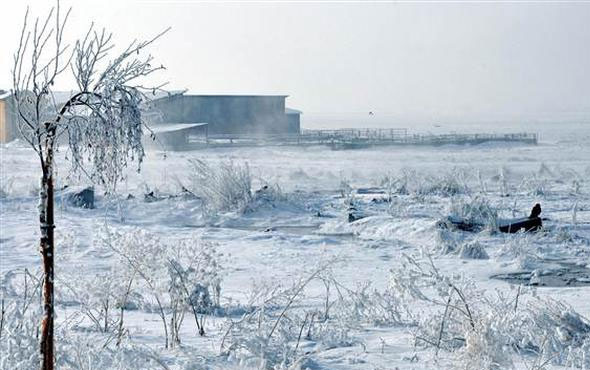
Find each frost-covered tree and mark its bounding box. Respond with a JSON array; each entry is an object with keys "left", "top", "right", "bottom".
[{"left": 11, "top": 2, "right": 167, "bottom": 369}]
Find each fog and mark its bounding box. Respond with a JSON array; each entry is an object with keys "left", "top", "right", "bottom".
[{"left": 2, "top": 0, "right": 589, "bottom": 125}]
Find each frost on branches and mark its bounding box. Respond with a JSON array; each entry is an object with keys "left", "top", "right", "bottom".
[{"left": 11, "top": 2, "right": 168, "bottom": 368}]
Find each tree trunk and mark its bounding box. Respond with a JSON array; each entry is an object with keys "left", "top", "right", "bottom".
[{"left": 39, "top": 169, "right": 55, "bottom": 370}]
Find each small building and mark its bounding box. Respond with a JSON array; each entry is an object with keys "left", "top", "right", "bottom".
[
  {"left": 285, "top": 108, "right": 302, "bottom": 134},
  {"left": 0, "top": 89, "right": 303, "bottom": 144},
  {"left": 150, "top": 91, "right": 302, "bottom": 135},
  {"left": 0, "top": 90, "right": 77, "bottom": 144},
  {"left": 0, "top": 91, "right": 17, "bottom": 143},
  {"left": 145, "top": 122, "right": 208, "bottom": 150}
]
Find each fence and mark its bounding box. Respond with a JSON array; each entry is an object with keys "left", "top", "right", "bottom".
[{"left": 187, "top": 128, "right": 537, "bottom": 149}]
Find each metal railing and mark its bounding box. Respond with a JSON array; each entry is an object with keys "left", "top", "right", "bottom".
[{"left": 185, "top": 128, "right": 537, "bottom": 148}]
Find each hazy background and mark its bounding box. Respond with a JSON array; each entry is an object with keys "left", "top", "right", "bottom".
[{"left": 2, "top": 0, "right": 589, "bottom": 127}]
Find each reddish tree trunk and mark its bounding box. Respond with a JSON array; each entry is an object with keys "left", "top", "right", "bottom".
[{"left": 39, "top": 170, "right": 55, "bottom": 370}]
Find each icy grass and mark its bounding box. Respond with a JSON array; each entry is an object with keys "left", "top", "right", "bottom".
[
  {"left": 391, "top": 254, "right": 590, "bottom": 369},
  {"left": 187, "top": 158, "right": 253, "bottom": 214}
]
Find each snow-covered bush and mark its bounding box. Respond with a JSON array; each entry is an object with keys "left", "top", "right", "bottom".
[
  {"left": 380, "top": 171, "right": 410, "bottom": 195},
  {"left": 244, "top": 183, "right": 287, "bottom": 213},
  {"left": 381, "top": 168, "right": 472, "bottom": 197},
  {"left": 187, "top": 158, "right": 252, "bottom": 214},
  {"left": 519, "top": 173, "right": 550, "bottom": 197},
  {"left": 100, "top": 227, "right": 223, "bottom": 346},
  {"left": 496, "top": 233, "right": 540, "bottom": 269},
  {"left": 448, "top": 196, "right": 498, "bottom": 230},
  {"left": 220, "top": 263, "right": 354, "bottom": 369},
  {"left": 0, "top": 297, "right": 41, "bottom": 370},
  {"left": 0, "top": 176, "right": 14, "bottom": 198},
  {"left": 328, "top": 280, "right": 412, "bottom": 328},
  {"left": 167, "top": 234, "right": 224, "bottom": 339},
  {"left": 458, "top": 241, "right": 489, "bottom": 260},
  {"left": 417, "top": 168, "right": 471, "bottom": 197},
  {"left": 435, "top": 227, "right": 464, "bottom": 255},
  {"left": 57, "top": 338, "right": 169, "bottom": 370},
  {"left": 389, "top": 254, "right": 590, "bottom": 368}
]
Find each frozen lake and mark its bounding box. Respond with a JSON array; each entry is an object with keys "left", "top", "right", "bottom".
[{"left": 1, "top": 121, "right": 589, "bottom": 369}]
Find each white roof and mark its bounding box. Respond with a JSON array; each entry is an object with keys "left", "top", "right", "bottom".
[
  {"left": 148, "top": 89, "right": 188, "bottom": 101},
  {"left": 285, "top": 107, "right": 302, "bottom": 115},
  {"left": 0, "top": 90, "right": 12, "bottom": 100},
  {"left": 149, "top": 122, "right": 208, "bottom": 134}
]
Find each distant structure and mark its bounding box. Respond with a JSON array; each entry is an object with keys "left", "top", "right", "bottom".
[
  {"left": 285, "top": 108, "right": 302, "bottom": 133},
  {"left": 0, "top": 90, "right": 17, "bottom": 143},
  {"left": 0, "top": 89, "right": 303, "bottom": 146},
  {"left": 150, "top": 90, "right": 301, "bottom": 134}
]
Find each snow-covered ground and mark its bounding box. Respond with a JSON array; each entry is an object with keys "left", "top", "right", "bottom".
[{"left": 1, "top": 121, "right": 589, "bottom": 369}]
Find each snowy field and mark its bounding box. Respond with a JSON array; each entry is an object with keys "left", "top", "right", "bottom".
[{"left": 1, "top": 121, "right": 590, "bottom": 369}]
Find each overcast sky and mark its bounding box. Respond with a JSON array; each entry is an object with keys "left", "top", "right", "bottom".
[{"left": 2, "top": 0, "right": 589, "bottom": 122}]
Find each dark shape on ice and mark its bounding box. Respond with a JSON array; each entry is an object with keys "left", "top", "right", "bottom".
[
  {"left": 498, "top": 216, "right": 542, "bottom": 233},
  {"left": 529, "top": 203, "right": 542, "bottom": 218},
  {"left": 65, "top": 187, "right": 95, "bottom": 209},
  {"left": 348, "top": 204, "right": 367, "bottom": 222},
  {"left": 440, "top": 203, "right": 543, "bottom": 233}
]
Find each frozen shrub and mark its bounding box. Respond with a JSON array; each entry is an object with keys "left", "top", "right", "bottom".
[
  {"left": 187, "top": 158, "right": 252, "bottom": 214},
  {"left": 329, "top": 281, "right": 412, "bottom": 328},
  {"left": 380, "top": 172, "right": 409, "bottom": 195},
  {"left": 458, "top": 241, "right": 489, "bottom": 260},
  {"left": 220, "top": 263, "right": 355, "bottom": 369},
  {"left": 417, "top": 168, "right": 471, "bottom": 197},
  {"left": 57, "top": 338, "right": 169, "bottom": 370},
  {"left": 244, "top": 183, "right": 287, "bottom": 212},
  {"left": 448, "top": 196, "right": 498, "bottom": 230},
  {"left": 434, "top": 228, "right": 464, "bottom": 255},
  {"left": 0, "top": 299, "right": 41, "bottom": 370},
  {"left": 101, "top": 227, "right": 223, "bottom": 346},
  {"left": 389, "top": 254, "right": 590, "bottom": 368},
  {"left": 496, "top": 233, "right": 540, "bottom": 269},
  {"left": 518, "top": 173, "right": 550, "bottom": 196},
  {"left": 0, "top": 176, "right": 14, "bottom": 198}
]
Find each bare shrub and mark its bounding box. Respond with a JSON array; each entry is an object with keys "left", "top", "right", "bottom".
[
  {"left": 417, "top": 168, "right": 471, "bottom": 197},
  {"left": 0, "top": 176, "right": 14, "bottom": 198},
  {"left": 390, "top": 253, "right": 590, "bottom": 369},
  {"left": 519, "top": 174, "right": 550, "bottom": 197},
  {"left": 219, "top": 262, "right": 356, "bottom": 369},
  {"left": 187, "top": 159, "right": 252, "bottom": 214},
  {"left": 381, "top": 168, "right": 472, "bottom": 198},
  {"left": 100, "top": 227, "right": 223, "bottom": 347},
  {"left": 448, "top": 196, "right": 498, "bottom": 230},
  {"left": 328, "top": 280, "right": 413, "bottom": 328},
  {"left": 496, "top": 233, "right": 540, "bottom": 270},
  {"left": 458, "top": 241, "right": 489, "bottom": 260}
]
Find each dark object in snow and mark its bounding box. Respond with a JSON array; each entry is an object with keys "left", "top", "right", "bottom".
[
  {"left": 492, "top": 261, "right": 590, "bottom": 287},
  {"left": 440, "top": 204, "right": 543, "bottom": 233},
  {"left": 529, "top": 203, "right": 541, "bottom": 218},
  {"left": 356, "top": 187, "right": 385, "bottom": 195},
  {"left": 498, "top": 216, "right": 542, "bottom": 233},
  {"left": 65, "top": 187, "right": 94, "bottom": 209},
  {"left": 438, "top": 216, "right": 483, "bottom": 232},
  {"left": 348, "top": 205, "right": 367, "bottom": 222},
  {"left": 498, "top": 203, "right": 543, "bottom": 233},
  {"left": 144, "top": 191, "right": 165, "bottom": 202}
]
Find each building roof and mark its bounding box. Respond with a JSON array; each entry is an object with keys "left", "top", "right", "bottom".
[
  {"left": 0, "top": 90, "right": 12, "bottom": 100},
  {"left": 149, "top": 122, "right": 208, "bottom": 133},
  {"left": 149, "top": 89, "right": 289, "bottom": 99},
  {"left": 183, "top": 94, "right": 289, "bottom": 98},
  {"left": 285, "top": 107, "right": 302, "bottom": 115},
  {"left": 148, "top": 89, "right": 188, "bottom": 101}
]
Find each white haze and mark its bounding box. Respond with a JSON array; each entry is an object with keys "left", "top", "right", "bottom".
[{"left": 1, "top": 0, "right": 589, "bottom": 126}]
